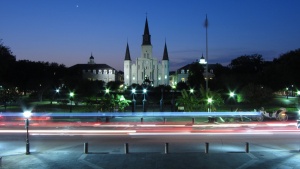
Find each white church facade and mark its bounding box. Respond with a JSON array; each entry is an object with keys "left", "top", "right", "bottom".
[{"left": 124, "top": 17, "right": 169, "bottom": 87}]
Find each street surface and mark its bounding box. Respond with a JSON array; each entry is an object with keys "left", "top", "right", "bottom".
[{"left": 0, "top": 118, "right": 300, "bottom": 169}]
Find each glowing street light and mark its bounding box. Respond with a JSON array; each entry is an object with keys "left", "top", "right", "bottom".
[
  {"left": 131, "top": 89, "right": 136, "bottom": 112},
  {"left": 23, "top": 110, "right": 32, "bottom": 155},
  {"left": 143, "top": 89, "right": 147, "bottom": 112},
  {"left": 69, "top": 92, "right": 74, "bottom": 112},
  {"left": 105, "top": 88, "right": 110, "bottom": 94},
  {"left": 207, "top": 98, "right": 213, "bottom": 112},
  {"left": 51, "top": 88, "right": 60, "bottom": 105},
  {"left": 229, "top": 91, "right": 236, "bottom": 111},
  {"left": 190, "top": 89, "right": 194, "bottom": 94}
]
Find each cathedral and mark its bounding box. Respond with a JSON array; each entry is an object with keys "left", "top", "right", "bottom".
[{"left": 124, "top": 17, "right": 169, "bottom": 87}]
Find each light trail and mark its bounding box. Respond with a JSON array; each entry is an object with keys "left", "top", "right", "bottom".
[
  {"left": 128, "top": 132, "right": 274, "bottom": 136},
  {"left": 1, "top": 121, "right": 297, "bottom": 127},
  {"left": 0, "top": 129, "right": 137, "bottom": 135},
  {"left": 0, "top": 111, "right": 261, "bottom": 117}
]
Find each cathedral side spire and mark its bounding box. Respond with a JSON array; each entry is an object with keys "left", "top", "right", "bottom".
[
  {"left": 142, "top": 17, "right": 151, "bottom": 45},
  {"left": 124, "top": 42, "right": 131, "bottom": 60},
  {"left": 162, "top": 41, "right": 169, "bottom": 60}
]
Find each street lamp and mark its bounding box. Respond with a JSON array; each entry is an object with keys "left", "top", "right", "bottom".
[
  {"left": 69, "top": 92, "right": 74, "bottom": 112},
  {"left": 229, "top": 91, "right": 235, "bottom": 112},
  {"left": 207, "top": 98, "right": 213, "bottom": 112},
  {"left": 51, "top": 89, "right": 60, "bottom": 105},
  {"left": 104, "top": 88, "right": 112, "bottom": 111},
  {"left": 143, "top": 89, "right": 147, "bottom": 112},
  {"left": 23, "top": 110, "right": 32, "bottom": 155},
  {"left": 105, "top": 88, "right": 110, "bottom": 94},
  {"left": 131, "top": 89, "right": 136, "bottom": 112},
  {"left": 199, "top": 54, "right": 208, "bottom": 91},
  {"left": 190, "top": 89, "right": 194, "bottom": 94}
]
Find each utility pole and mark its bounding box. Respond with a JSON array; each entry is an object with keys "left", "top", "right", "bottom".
[{"left": 205, "top": 14, "right": 209, "bottom": 91}]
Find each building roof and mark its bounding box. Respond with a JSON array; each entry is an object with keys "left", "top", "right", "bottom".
[
  {"left": 69, "top": 64, "right": 116, "bottom": 70},
  {"left": 176, "top": 64, "right": 192, "bottom": 73}
]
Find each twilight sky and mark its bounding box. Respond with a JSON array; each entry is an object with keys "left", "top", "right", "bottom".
[{"left": 1, "top": 0, "right": 300, "bottom": 71}]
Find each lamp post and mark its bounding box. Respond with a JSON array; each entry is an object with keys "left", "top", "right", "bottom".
[
  {"left": 51, "top": 89, "right": 60, "bottom": 105},
  {"left": 207, "top": 98, "right": 212, "bottom": 112},
  {"left": 69, "top": 92, "right": 74, "bottom": 112},
  {"left": 105, "top": 88, "right": 112, "bottom": 112},
  {"left": 23, "top": 110, "right": 32, "bottom": 155},
  {"left": 160, "top": 87, "right": 164, "bottom": 112},
  {"left": 143, "top": 89, "right": 147, "bottom": 112},
  {"left": 132, "top": 89, "right": 136, "bottom": 112},
  {"left": 199, "top": 54, "right": 207, "bottom": 91},
  {"left": 229, "top": 91, "right": 235, "bottom": 112}
]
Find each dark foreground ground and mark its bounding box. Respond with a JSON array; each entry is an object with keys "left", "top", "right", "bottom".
[{"left": 1, "top": 150, "right": 300, "bottom": 169}]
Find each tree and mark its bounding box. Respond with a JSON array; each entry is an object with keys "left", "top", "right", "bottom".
[
  {"left": 0, "top": 40, "right": 16, "bottom": 85},
  {"left": 106, "top": 81, "right": 123, "bottom": 91},
  {"left": 262, "top": 49, "right": 300, "bottom": 91},
  {"left": 240, "top": 83, "right": 273, "bottom": 107},
  {"left": 198, "top": 86, "right": 224, "bottom": 111},
  {"left": 228, "top": 54, "right": 264, "bottom": 74},
  {"left": 208, "top": 63, "right": 230, "bottom": 90},
  {"left": 176, "top": 81, "right": 188, "bottom": 91},
  {"left": 187, "top": 62, "right": 205, "bottom": 89},
  {"left": 175, "top": 86, "right": 224, "bottom": 112},
  {"left": 227, "top": 54, "right": 265, "bottom": 89},
  {"left": 112, "top": 94, "right": 131, "bottom": 112},
  {"left": 175, "top": 89, "right": 202, "bottom": 112}
]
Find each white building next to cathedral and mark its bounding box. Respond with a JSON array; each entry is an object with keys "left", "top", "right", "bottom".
[{"left": 124, "top": 17, "right": 169, "bottom": 87}]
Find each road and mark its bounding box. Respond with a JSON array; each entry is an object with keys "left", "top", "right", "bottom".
[
  {"left": 1, "top": 120, "right": 300, "bottom": 169},
  {"left": 1, "top": 120, "right": 299, "bottom": 155}
]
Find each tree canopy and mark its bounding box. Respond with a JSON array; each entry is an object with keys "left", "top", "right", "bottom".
[{"left": 187, "top": 62, "right": 205, "bottom": 89}]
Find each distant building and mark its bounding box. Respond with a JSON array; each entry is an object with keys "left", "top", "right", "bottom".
[
  {"left": 124, "top": 17, "right": 170, "bottom": 87},
  {"left": 170, "top": 55, "right": 215, "bottom": 88},
  {"left": 69, "top": 54, "right": 121, "bottom": 83}
]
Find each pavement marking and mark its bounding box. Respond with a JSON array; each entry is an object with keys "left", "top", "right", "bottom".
[
  {"left": 78, "top": 154, "right": 87, "bottom": 160},
  {"left": 236, "top": 153, "right": 258, "bottom": 169},
  {"left": 78, "top": 154, "right": 104, "bottom": 169}
]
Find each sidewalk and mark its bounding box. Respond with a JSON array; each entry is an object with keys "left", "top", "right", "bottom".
[{"left": 1, "top": 150, "right": 300, "bottom": 169}]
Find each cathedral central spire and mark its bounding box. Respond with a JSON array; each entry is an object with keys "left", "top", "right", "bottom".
[{"left": 142, "top": 17, "right": 151, "bottom": 45}]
